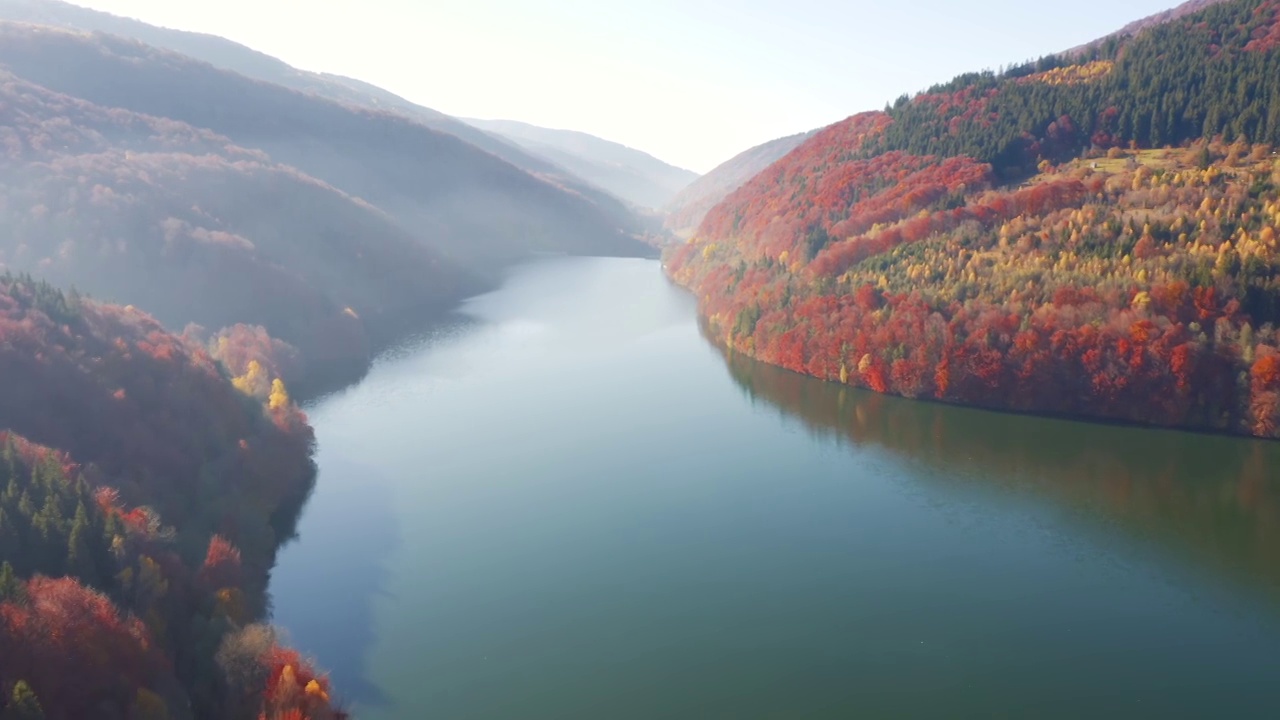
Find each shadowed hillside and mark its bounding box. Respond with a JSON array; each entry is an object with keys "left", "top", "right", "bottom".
[
  {"left": 0, "top": 22, "right": 655, "bottom": 273},
  {"left": 0, "top": 20, "right": 664, "bottom": 391},
  {"left": 0, "top": 70, "right": 476, "bottom": 391},
  {"left": 0, "top": 0, "right": 656, "bottom": 238}
]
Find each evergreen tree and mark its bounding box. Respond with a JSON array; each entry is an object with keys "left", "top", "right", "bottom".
[
  {"left": 0, "top": 506, "right": 17, "bottom": 564},
  {"left": 66, "top": 501, "right": 96, "bottom": 586},
  {"left": 30, "top": 495, "right": 63, "bottom": 577},
  {"left": 0, "top": 561, "right": 24, "bottom": 604}
]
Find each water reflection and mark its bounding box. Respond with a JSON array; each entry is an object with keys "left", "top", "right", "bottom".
[
  {"left": 269, "top": 457, "right": 402, "bottom": 709},
  {"left": 271, "top": 259, "right": 1280, "bottom": 719},
  {"left": 712, "top": 335, "right": 1280, "bottom": 606}
]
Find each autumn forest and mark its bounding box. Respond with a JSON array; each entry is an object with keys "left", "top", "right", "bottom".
[
  {"left": 4, "top": 0, "right": 1280, "bottom": 717},
  {"left": 668, "top": 0, "right": 1280, "bottom": 439}
]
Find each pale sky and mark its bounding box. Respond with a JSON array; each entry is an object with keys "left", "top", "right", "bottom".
[{"left": 74, "top": 0, "right": 1180, "bottom": 173}]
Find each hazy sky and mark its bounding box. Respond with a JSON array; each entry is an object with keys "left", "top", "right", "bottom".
[{"left": 75, "top": 0, "right": 1180, "bottom": 173}]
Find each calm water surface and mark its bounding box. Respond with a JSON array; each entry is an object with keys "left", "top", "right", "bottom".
[{"left": 271, "top": 257, "right": 1280, "bottom": 719}]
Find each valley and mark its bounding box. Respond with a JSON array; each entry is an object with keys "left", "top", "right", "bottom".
[{"left": 2, "top": 0, "right": 1280, "bottom": 717}]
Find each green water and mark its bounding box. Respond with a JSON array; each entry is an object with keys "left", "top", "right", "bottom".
[{"left": 272, "top": 256, "right": 1280, "bottom": 719}]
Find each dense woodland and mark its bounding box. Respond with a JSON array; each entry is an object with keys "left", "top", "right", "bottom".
[
  {"left": 669, "top": 0, "right": 1280, "bottom": 439},
  {"left": 0, "top": 275, "right": 341, "bottom": 719},
  {"left": 865, "top": 0, "right": 1280, "bottom": 179}
]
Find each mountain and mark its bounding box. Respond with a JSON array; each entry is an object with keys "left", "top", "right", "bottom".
[
  {"left": 666, "top": 0, "right": 1280, "bottom": 439},
  {"left": 0, "top": 274, "right": 338, "bottom": 719},
  {"left": 465, "top": 118, "right": 698, "bottom": 209},
  {"left": 0, "top": 67, "right": 475, "bottom": 392},
  {"left": 0, "top": 21, "right": 657, "bottom": 390},
  {"left": 0, "top": 23, "right": 653, "bottom": 267},
  {"left": 0, "top": 0, "right": 654, "bottom": 236},
  {"left": 663, "top": 130, "right": 815, "bottom": 238}
]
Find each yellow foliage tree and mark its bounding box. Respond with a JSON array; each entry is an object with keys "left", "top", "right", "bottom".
[
  {"left": 305, "top": 679, "right": 330, "bottom": 704},
  {"left": 232, "top": 360, "right": 269, "bottom": 398},
  {"left": 268, "top": 378, "right": 290, "bottom": 411}
]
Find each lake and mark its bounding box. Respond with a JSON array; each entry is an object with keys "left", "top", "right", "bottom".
[{"left": 270, "top": 256, "right": 1280, "bottom": 719}]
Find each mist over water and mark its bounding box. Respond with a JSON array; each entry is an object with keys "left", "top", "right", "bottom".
[{"left": 272, "top": 257, "right": 1280, "bottom": 719}]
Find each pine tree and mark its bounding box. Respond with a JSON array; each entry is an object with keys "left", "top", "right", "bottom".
[
  {"left": 0, "top": 562, "right": 24, "bottom": 604},
  {"left": 30, "top": 494, "right": 63, "bottom": 576},
  {"left": 0, "top": 506, "right": 17, "bottom": 564},
  {"left": 0, "top": 440, "right": 15, "bottom": 485},
  {"left": 67, "top": 501, "right": 96, "bottom": 586}
]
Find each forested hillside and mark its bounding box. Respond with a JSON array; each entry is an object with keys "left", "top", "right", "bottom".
[
  {"left": 0, "top": 71, "right": 482, "bottom": 393},
  {"left": 668, "top": 0, "right": 1280, "bottom": 438},
  {"left": 0, "top": 275, "right": 340, "bottom": 719},
  {"left": 0, "top": 20, "right": 659, "bottom": 393},
  {"left": 664, "top": 130, "right": 815, "bottom": 238},
  {"left": 0, "top": 23, "right": 654, "bottom": 270},
  {"left": 0, "top": 14, "right": 663, "bottom": 714},
  {"left": 0, "top": 0, "right": 654, "bottom": 232}
]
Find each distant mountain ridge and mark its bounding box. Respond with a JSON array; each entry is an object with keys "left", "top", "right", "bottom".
[
  {"left": 465, "top": 118, "right": 698, "bottom": 209},
  {"left": 0, "top": 21, "right": 655, "bottom": 263},
  {"left": 0, "top": 0, "right": 656, "bottom": 234},
  {"left": 0, "top": 13, "right": 656, "bottom": 393},
  {"left": 664, "top": 130, "right": 816, "bottom": 238}
]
